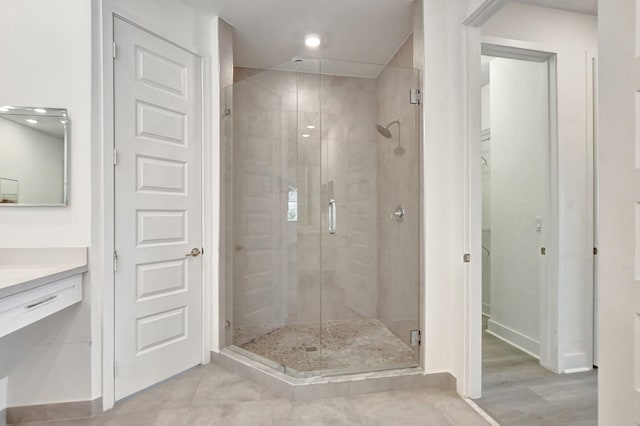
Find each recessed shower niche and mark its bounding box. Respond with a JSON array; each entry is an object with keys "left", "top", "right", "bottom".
[{"left": 221, "top": 41, "right": 422, "bottom": 379}]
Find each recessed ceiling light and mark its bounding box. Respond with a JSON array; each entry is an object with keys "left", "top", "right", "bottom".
[
  {"left": 0, "top": 107, "right": 8, "bottom": 113},
  {"left": 60, "top": 120, "right": 67, "bottom": 124},
  {"left": 304, "top": 35, "right": 321, "bottom": 48},
  {"left": 301, "top": 133, "right": 311, "bottom": 138},
  {"left": 306, "top": 125, "right": 316, "bottom": 129},
  {"left": 26, "top": 119, "right": 38, "bottom": 124},
  {"left": 2, "top": 106, "right": 15, "bottom": 110},
  {"left": 34, "top": 108, "right": 46, "bottom": 113}
]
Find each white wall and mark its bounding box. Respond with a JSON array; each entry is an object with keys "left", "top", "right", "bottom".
[
  {"left": 483, "top": 2, "right": 597, "bottom": 372},
  {"left": 0, "top": 0, "right": 91, "bottom": 246},
  {"left": 0, "top": 0, "right": 93, "bottom": 407},
  {"left": 0, "top": 118, "right": 65, "bottom": 205},
  {"left": 422, "top": 0, "right": 470, "bottom": 393},
  {"left": 487, "top": 57, "right": 547, "bottom": 356}
]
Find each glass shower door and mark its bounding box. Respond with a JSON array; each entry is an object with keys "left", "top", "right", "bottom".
[{"left": 318, "top": 59, "right": 421, "bottom": 375}]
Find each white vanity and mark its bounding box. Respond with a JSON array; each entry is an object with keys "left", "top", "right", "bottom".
[{"left": 0, "top": 248, "right": 87, "bottom": 338}]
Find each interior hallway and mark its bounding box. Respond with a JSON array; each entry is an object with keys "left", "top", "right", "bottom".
[
  {"left": 475, "top": 329, "right": 597, "bottom": 425},
  {"left": 8, "top": 363, "right": 489, "bottom": 425}
]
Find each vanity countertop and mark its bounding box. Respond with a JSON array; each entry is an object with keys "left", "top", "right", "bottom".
[
  {"left": 0, "top": 264, "right": 88, "bottom": 298},
  {"left": 0, "top": 248, "right": 88, "bottom": 298}
]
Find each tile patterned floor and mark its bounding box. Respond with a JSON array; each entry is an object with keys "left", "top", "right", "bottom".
[
  {"left": 9, "top": 363, "right": 490, "bottom": 425},
  {"left": 235, "top": 318, "right": 417, "bottom": 374},
  {"left": 475, "top": 331, "right": 598, "bottom": 426}
]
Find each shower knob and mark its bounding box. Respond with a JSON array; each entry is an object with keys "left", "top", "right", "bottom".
[{"left": 391, "top": 205, "right": 405, "bottom": 223}]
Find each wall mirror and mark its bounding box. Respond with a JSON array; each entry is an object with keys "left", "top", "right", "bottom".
[{"left": 0, "top": 106, "right": 68, "bottom": 206}]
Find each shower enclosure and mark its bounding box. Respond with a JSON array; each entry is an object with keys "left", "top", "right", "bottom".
[{"left": 221, "top": 50, "right": 421, "bottom": 378}]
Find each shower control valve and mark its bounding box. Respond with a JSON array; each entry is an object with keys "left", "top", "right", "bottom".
[{"left": 391, "top": 205, "right": 405, "bottom": 223}]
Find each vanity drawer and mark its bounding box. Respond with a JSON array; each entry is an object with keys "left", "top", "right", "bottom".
[{"left": 0, "top": 274, "right": 83, "bottom": 338}]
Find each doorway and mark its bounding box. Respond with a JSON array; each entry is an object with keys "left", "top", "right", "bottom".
[
  {"left": 480, "top": 50, "right": 549, "bottom": 358},
  {"left": 112, "top": 16, "right": 204, "bottom": 400}
]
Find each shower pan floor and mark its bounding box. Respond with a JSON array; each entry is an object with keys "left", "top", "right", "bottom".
[{"left": 233, "top": 318, "right": 417, "bottom": 375}]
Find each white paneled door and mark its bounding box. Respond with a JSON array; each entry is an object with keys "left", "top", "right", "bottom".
[{"left": 113, "top": 17, "right": 203, "bottom": 400}]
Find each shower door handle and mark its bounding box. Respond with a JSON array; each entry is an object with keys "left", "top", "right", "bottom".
[{"left": 329, "top": 199, "right": 337, "bottom": 234}]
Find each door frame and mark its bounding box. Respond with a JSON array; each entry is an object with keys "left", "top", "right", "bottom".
[
  {"left": 99, "top": 2, "right": 213, "bottom": 410},
  {"left": 479, "top": 41, "right": 560, "bottom": 371},
  {"left": 461, "top": 0, "right": 561, "bottom": 397}
]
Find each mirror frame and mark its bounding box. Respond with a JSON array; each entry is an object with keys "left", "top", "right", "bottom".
[{"left": 0, "top": 106, "right": 69, "bottom": 207}]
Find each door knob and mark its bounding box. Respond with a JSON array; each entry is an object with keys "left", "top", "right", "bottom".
[{"left": 186, "top": 248, "right": 201, "bottom": 257}]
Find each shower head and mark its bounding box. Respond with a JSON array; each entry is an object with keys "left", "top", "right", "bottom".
[
  {"left": 376, "top": 120, "right": 400, "bottom": 139},
  {"left": 376, "top": 123, "right": 392, "bottom": 138}
]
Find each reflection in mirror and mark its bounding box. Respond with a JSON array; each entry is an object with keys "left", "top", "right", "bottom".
[{"left": 0, "top": 106, "right": 68, "bottom": 206}]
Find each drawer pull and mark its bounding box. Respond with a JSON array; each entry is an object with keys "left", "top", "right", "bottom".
[{"left": 25, "top": 295, "right": 58, "bottom": 309}]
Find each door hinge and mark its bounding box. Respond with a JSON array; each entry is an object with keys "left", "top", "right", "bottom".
[
  {"left": 541, "top": 247, "right": 546, "bottom": 255},
  {"left": 113, "top": 250, "right": 119, "bottom": 272},
  {"left": 114, "top": 361, "right": 118, "bottom": 377},
  {"left": 410, "top": 330, "right": 421, "bottom": 346},
  {"left": 201, "top": 247, "right": 204, "bottom": 256},
  {"left": 463, "top": 253, "right": 471, "bottom": 263},
  {"left": 112, "top": 42, "right": 117, "bottom": 59},
  {"left": 593, "top": 247, "right": 598, "bottom": 255},
  {"left": 225, "top": 320, "right": 231, "bottom": 329},
  {"left": 410, "top": 89, "right": 422, "bottom": 105},
  {"left": 113, "top": 148, "right": 118, "bottom": 166}
]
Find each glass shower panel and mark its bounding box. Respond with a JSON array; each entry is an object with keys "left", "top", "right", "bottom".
[
  {"left": 225, "top": 62, "right": 323, "bottom": 378},
  {"left": 319, "top": 59, "right": 421, "bottom": 375}
]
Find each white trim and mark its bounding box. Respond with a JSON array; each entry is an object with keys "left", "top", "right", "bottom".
[
  {"left": 562, "top": 352, "right": 589, "bottom": 373},
  {"left": 463, "top": 24, "right": 483, "bottom": 399},
  {"left": 486, "top": 321, "right": 541, "bottom": 358},
  {"left": 99, "top": 1, "right": 213, "bottom": 410},
  {"left": 460, "top": 0, "right": 507, "bottom": 399},
  {"left": 464, "top": 0, "right": 508, "bottom": 27}
]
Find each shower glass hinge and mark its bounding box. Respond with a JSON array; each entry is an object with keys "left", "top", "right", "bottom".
[
  {"left": 463, "top": 253, "right": 471, "bottom": 263},
  {"left": 224, "top": 320, "right": 231, "bottom": 329},
  {"left": 410, "top": 89, "right": 422, "bottom": 105},
  {"left": 113, "top": 250, "right": 119, "bottom": 272},
  {"left": 410, "top": 330, "right": 421, "bottom": 346},
  {"left": 224, "top": 107, "right": 231, "bottom": 116}
]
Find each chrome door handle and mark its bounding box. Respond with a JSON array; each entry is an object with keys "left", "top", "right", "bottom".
[
  {"left": 329, "top": 199, "right": 337, "bottom": 234},
  {"left": 186, "top": 248, "right": 201, "bottom": 257}
]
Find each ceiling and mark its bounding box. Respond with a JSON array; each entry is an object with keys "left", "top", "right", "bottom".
[
  {"left": 181, "top": 0, "right": 414, "bottom": 71},
  {"left": 180, "top": 0, "right": 595, "bottom": 74},
  {"left": 513, "top": 0, "right": 597, "bottom": 15}
]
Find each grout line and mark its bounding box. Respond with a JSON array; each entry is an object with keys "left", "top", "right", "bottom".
[{"left": 463, "top": 398, "right": 500, "bottom": 426}]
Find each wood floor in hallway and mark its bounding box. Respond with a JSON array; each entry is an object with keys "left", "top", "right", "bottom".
[{"left": 475, "top": 330, "right": 597, "bottom": 426}]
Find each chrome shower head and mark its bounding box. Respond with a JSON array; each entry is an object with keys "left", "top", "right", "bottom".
[
  {"left": 376, "top": 119, "right": 400, "bottom": 139},
  {"left": 376, "top": 123, "right": 392, "bottom": 138}
]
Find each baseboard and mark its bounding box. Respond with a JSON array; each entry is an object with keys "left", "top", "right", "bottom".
[
  {"left": 6, "top": 397, "right": 102, "bottom": 424},
  {"left": 487, "top": 319, "right": 540, "bottom": 358},
  {"left": 562, "top": 352, "right": 590, "bottom": 373}
]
